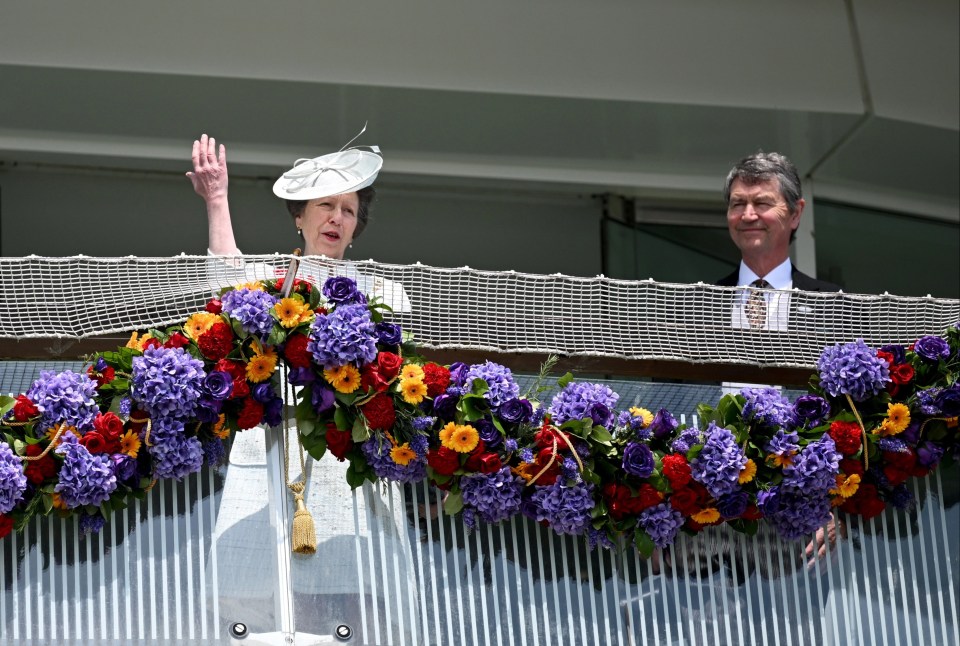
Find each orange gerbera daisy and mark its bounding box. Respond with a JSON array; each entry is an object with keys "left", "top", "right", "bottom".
[
  {"left": 738, "top": 458, "right": 757, "bottom": 484},
  {"left": 442, "top": 424, "right": 479, "bottom": 454},
  {"left": 829, "top": 473, "right": 861, "bottom": 499},
  {"left": 628, "top": 407, "right": 654, "bottom": 428},
  {"left": 324, "top": 365, "right": 361, "bottom": 394},
  {"left": 401, "top": 364, "right": 425, "bottom": 381},
  {"left": 212, "top": 414, "right": 230, "bottom": 439},
  {"left": 274, "top": 297, "right": 308, "bottom": 328},
  {"left": 390, "top": 443, "right": 418, "bottom": 466},
  {"left": 246, "top": 347, "right": 279, "bottom": 383},
  {"left": 881, "top": 403, "right": 911, "bottom": 435},
  {"left": 120, "top": 429, "right": 141, "bottom": 458},
  {"left": 691, "top": 508, "right": 721, "bottom": 524},
  {"left": 184, "top": 311, "right": 220, "bottom": 340},
  {"left": 400, "top": 378, "right": 428, "bottom": 404}
]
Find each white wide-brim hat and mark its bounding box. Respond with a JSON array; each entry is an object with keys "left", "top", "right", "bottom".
[{"left": 272, "top": 145, "right": 382, "bottom": 201}]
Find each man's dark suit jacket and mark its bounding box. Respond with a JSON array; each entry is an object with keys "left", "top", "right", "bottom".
[{"left": 717, "top": 265, "right": 841, "bottom": 292}]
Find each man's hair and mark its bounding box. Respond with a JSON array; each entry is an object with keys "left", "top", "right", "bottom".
[
  {"left": 284, "top": 185, "right": 376, "bottom": 239},
  {"left": 723, "top": 151, "right": 803, "bottom": 242}
]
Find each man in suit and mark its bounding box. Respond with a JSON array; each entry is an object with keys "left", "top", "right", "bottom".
[{"left": 717, "top": 151, "right": 840, "bottom": 332}]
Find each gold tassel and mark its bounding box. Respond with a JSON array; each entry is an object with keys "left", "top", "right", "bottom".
[{"left": 290, "top": 485, "right": 317, "bottom": 554}]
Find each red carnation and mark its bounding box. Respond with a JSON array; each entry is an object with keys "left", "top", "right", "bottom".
[
  {"left": 839, "top": 458, "right": 865, "bottom": 477},
  {"left": 841, "top": 483, "right": 886, "bottom": 519},
  {"left": 465, "top": 451, "right": 502, "bottom": 474},
  {"left": 890, "top": 363, "right": 915, "bottom": 385},
  {"left": 376, "top": 352, "right": 403, "bottom": 380},
  {"left": 87, "top": 364, "right": 116, "bottom": 387},
  {"left": 283, "top": 334, "right": 312, "bottom": 369},
  {"left": 361, "top": 393, "right": 396, "bottom": 431},
  {"left": 164, "top": 332, "right": 191, "bottom": 349},
  {"left": 12, "top": 395, "right": 39, "bottom": 422},
  {"left": 0, "top": 515, "right": 13, "bottom": 540},
  {"left": 79, "top": 431, "right": 109, "bottom": 454},
  {"left": 199, "top": 321, "right": 235, "bottom": 362},
  {"left": 205, "top": 298, "right": 223, "bottom": 314},
  {"left": 427, "top": 446, "right": 461, "bottom": 476},
  {"left": 141, "top": 337, "right": 162, "bottom": 351},
  {"left": 237, "top": 397, "right": 264, "bottom": 430},
  {"left": 324, "top": 423, "right": 353, "bottom": 461},
  {"left": 828, "top": 420, "right": 863, "bottom": 455},
  {"left": 422, "top": 363, "right": 451, "bottom": 398},
  {"left": 23, "top": 443, "right": 57, "bottom": 485},
  {"left": 882, "top": 450, "right": 916, "bottom": 486},
  {"left": 662, "top": 453, "right": 692, "bottom": 489}
]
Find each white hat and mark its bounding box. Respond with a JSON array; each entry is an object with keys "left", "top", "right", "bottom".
[{"left": 272, "top": 145, "right": 382, "bottom": 201}]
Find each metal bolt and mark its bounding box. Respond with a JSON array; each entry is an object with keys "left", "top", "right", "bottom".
[
  {"left": 335, "top": 624, "right": 353, "bottom": 641},
  {"left": 230, "top": 622, "right": 248, "bottom": 639}
]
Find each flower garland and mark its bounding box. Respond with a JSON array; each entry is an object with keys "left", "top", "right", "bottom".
[{"left": 1, "top": 277, "right": 958, "bottom": 556}]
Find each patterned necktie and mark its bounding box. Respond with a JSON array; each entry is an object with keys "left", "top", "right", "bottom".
[{"left": 746, "top": 279, "right": 771, "bottom": 328}]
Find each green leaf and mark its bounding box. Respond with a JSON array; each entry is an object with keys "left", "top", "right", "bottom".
[
  {"left": 0, "top": 395, "right": 15, "bottom": 417},
  {"left": 634, "top": 531, "right": 655, "bottom": 558},
  {"left": 300, "top": 432, "right": 327, "bottom": 460},
  {"left": 443, "top": 491, "right": 464, "bottom": 516},
  {"left": 345, "top": 463, "right": 366, "bottom": 489},
  {"left": 590, "top": 426, "right": 613, "bottom": 445},
  {"left": 459, "top": 395, "right": 487, "bottom": 422},
  {"left": 266, "top": 325, "right": 286, "bottom": 347},
  {"left": 334, "top": 407, "right": 350, "bottom": 432},
  {"left": 556, "top": 372, "right": 574, "bottom": 389},
  {"left": 352, "top": 418, "right": 371, "bottom": 443}
]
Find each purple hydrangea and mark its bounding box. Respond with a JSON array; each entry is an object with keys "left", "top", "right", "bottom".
[
  {"left": 741, "top": 387, "right": 795, "bottom": 430},
  {"left": 548, "top": 382, "right": 619, "bottom": 427},
  {"left": 560, "top": 457, "right": 581, "bottom": 482},
  {"left": 782, "top": 435, "right": 841, "bottom": 493},
  {"left": 460, "top": 467, "right": 525, "bottom": 524},
  {"left": 878, "top": 437, "right": 910, "bottom": 453},
  {"left": 78, "top": 513, "right": 106, "bottom": 536},
  {"left": 519, "top": 448, "right": 534, "bottom": 463},
  {"left": 464, "top": 362, "right": 520, "bottom": 409},
  {"left": 758, "top": 486, "right": 833, "bottom": 541},
  {"left": 411, "top": 416, "right": 436, "bottom": 432},
  {"left": 148, "top": 417, "right": 204, "bottom": 480},
  {"left": 221, "top": 287, "right": 278, "bottom": 340},
  {"left": 307, "top": 304, "right": 379, "bottom": 369},
  {"left": 410, "top": 434, "right": 430, "bottom": 458},
  {"left": 55, "top": 434, "right": 117, "bottom": 508},
  {"left": 118, "top": 397, "right": 133, "bottom": 418},
  {"left": 671, "top": 427, "right": 703, "bottom": 454},
  {"left": 765, "top": 430, "right": 800, "bottom": 461},
  {"left": 817, "top": 339, "right": 890, "bottom": 402},
  {"left": 914, "top": 335, "right": 950, "bottom": 362},
  {"left": 622, "top": 441, "right": 655, "bottom": 478},
  {"left": 322, "top": 276, "right": 363, "bottom": 305},
  {"left": 587, "top": 526, "right": 615, "bottom": 551},
  {"left": 361, "top": 436, "right": 427, "bottom": 484},
  {"left": 131, "top": 347, "right": 206, "bottom": 421},
  {"left": 637, "top": 502, "right": 685, "bottom": 549},
  {"left": 526, "top": 480, "right": 595, "bottom": 535},
  {"left": 617, "top": 411, "right": 653, "bottom": 439},
  {"left": 26, "top": 370, "right": 100, "bottom": 433},
  {"left": 0, "top": 441, "right": 28, "bottom": 514},
  {"left": 690, "top": 422, "right": 747, "bottom": 499},
  {"left": 916, "top": 387, "right": 942, "bottom": 416},
  {"left": 203, "top": 437, "right": 227, "bottom": 466},
  {"left": 793, "top": 395, "right": 831, "bottom": 428}
]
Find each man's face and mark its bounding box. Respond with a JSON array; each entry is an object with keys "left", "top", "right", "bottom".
[{"left": 726, "top": 178, "right": 802, "bottom": 260}]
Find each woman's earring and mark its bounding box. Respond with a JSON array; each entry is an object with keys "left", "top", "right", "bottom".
[{"left": 297, "top": 228, "right": 302, "bottom": 236}]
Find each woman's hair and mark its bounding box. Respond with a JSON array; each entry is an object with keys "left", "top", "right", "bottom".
[{"left": 285, "top": 185, "right": 376, "bottom": 238}]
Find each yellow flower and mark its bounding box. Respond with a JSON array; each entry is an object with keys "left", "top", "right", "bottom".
[
  {"left": 236, "top": 281, "right": 264, "bottom": 291},
  {"left": 390, "top": 443, "right": 418, "bottom": 466},
  {"left": 50, "top": 492, "right": 68, "bottom": 510},
  {"left": 126, "top": 331, "right": 156, "bottom": 351},
  {"left": 629, "top": 407, "right": 654, "bottom": 428},
  {"left": 324, "top": 365, "right": 361, "bottom": 394},
  {"left": 442, "top": 424, "right": 480, "bottom": 453},
  {"left": 766, "top": 452, "right": 795, "bottom": 469},
  {"left": 246, "top": 347, "right": 279, "bottom": 383},
  {"left": 125, "top": 331, "right": 141, "bottom": 349},
  {"left": 120, "top": 429, "right": 141, "bottom": 458},
  {"left": 738, "top": 458, "right": 757, "bottom": 484},
  {"left": 400, "top": 378, "right": 428, "bottom": 404},
  {"left": 274, "top": 298, "right": 308, "bottom": 328},
  {"left": 212, "top": 414, "right": 230, "bottom": 439},
  {"left": 137, "top": 333, "right": 155, "bottom": 351},
  {"left": 401, "top": 364, "right": 425, "bottom": 381},
  {"left": 439, "top": 422, "right": 456, "bottom": 445},
  {"left": 882, "top": 403, "right": 911, "bottom": 435},
  {"left": 184, "top": 312, "right": 219, "bottom": 340},
  {"left": 46, "top": 424, "right": 79, "bottom": 446},
  {"left": 829, "top": 473, "right": 861, "bottom": 499},
  {"left": 692, "top": 508, "right": 720, "bottom": 524}
]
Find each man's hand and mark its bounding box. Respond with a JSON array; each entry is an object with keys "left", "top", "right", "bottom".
[
  {"left": 805, "top": 513, "right": 846, "bottom": 570},
  {"left": 187, "top": 133, "right": 228, "bottom": 203}
]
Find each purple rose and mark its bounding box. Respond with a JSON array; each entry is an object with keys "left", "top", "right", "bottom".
[
  {"left": 475, "top": 418, "right": 502, "bottom": 448},
  {"left": 375, "top": 322, "right": 402, "bottom": 346},
  {"left": 917, "top": 441, "right": 944, "bottom": 469},
  {"left": 203, "top": 371, "right": 234, "bottom": 401},
  {"left": 111, "top": 454, "right": 139, "bottom": 484},
  {"left": 195, "top": 399, "right": 223, "bottom": 423},
  {"left": 94, "top": 357, "right": 109, "bottom": 372},
  {"left": 756, "top": 488, "right": 782, "bottom": 515},
  {"left": 934, "top": 384, "right": 960, "bottom": 417},
  {"left": 589, "top": 403, "right": 614, "bottom": 428},
  {"left": 914, "top": 336, "right": 950, "bottom": 362},
  {"left": 498, "top": 398, "right": 533, "bottom": 425},
  {"left": 264, "top": 397, "right": 284, "bottom": 427},
  {"left": 649, "top": 409, "right": 679, "bottom": 440},
  {"left": 431, "top": 393, "right": 458, "bottom": 421},
  {"left": 717, "top": 491, "right": 749, "bottom": 519},
  {"left": 622, "top": 442, "right": 655, "bottom": 478},
  {"left": 322, "top": 277, "right": 363, "bottom": 305},
  {"left": 879, "top": 344, "right": 907, "bottom": 364},
  {"left": 311, "top": 384, "right": 336, "bottom": 414},
  {"left": 287, "top": 366, "right": 315, "bottom": 386},
  {"left": 900, "top": 421, "right": 921, "bottom": 445},
  {"left": 793, "top": 395, "right": 830, "bottom": 428},
  {"left": 252, "top": 383, "right": 275, "bottom": 404},
  {"left": 448, "top": 362, "right": 470, "bottom": 387}
]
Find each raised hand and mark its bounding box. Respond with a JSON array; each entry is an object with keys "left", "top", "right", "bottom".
[{"left": 187, "top": 134, "right": 228, "bottom": 203}]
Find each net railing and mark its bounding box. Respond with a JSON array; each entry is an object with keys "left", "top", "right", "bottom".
[{"left": 1, "top": 255, "right": 957, "bottom": 369}]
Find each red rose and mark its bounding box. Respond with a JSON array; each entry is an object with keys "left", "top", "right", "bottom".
[
  {"left": 205, "top": 298, "right": 223, "bottom": 314},
  {"left": 215, "top": 359, "right": 249, "bottom": 398},
  {"left": 87, "top": 364, "right": 116, "bottom": 387},
  {"left": 741, "top": 504, "right": 764, "bottom": 521},
  {"left": 662, "top": 453, "right": 692, "bottom": 489},
  {"left": 237, "top": 397, "right": 264, "bottom": 430},
  {"left": 0, "top": 515, "right": 13, "bottom": 540},
  {"left": 361, "top": 364, "right": 390, "bottom": 393},
  {"left": 361, "top": 393, "right": 396, "bottom": 431},
  {"left": 164, "top": 332, "right": 191, "bottom": 349},
  {"left": 283, "top": 334, "right": 312, "bottom": 369},
  {"left": 890, "top": 363, "right": 915, "bottom": 385},
  {"left": 828, "top": 420, "right": 862, "bottom": 456},
  {"left": 841, "top": 483, "right": 885, "bottom": 519},
  {"left": 199, "top": 321, "right": 235, "bottom": 362},
  {"left": 324, "top": 422, "right": 353, "bottom": 461},
  {"left": 669, "top": 487, "right": 700, "bottom": 515},
  {"left": 423, "top": 363, "right": 451, "bottom": 398},
  {"left": 427, "top": 446, "right": 461, "bottom": 476},
  {"left": 12, "top": 395, "right": 39, "bottom": 422},
  {"left": 465, "top": 451, "right": 502, "bottom": 474},
  {"left": 79, "top": 431, "right": 109, "bottom": 454},
  {"left": 377, "top": 352, "right": 403, "bottom": 380},
  {"left": 531, "top": 447, "right": 561, "bottom": 485},
  {"left": 636, "top": 483, "right": 664, "bottom": 511},
  {"left": 882, "top": 450, "right": 916, "bottom": 486},
  {"left": 877, "top": 351, "right": 895, "bottom": 365},
  {"left": 141, "top": 337, "right": 162, "bottom": 350},
  {"left": 23, "top": 443, "right": 57, "bottom": 485},
  {"left": 93, "top": 412, "right": 123, "bottom": 452},
  {"left": 534, "top": 427, "right": 568, "bottom": 450}
]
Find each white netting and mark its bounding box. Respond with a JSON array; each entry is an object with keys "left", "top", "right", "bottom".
[{"left": 1, "top": 255, "right": 957, "bottom": 369}]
